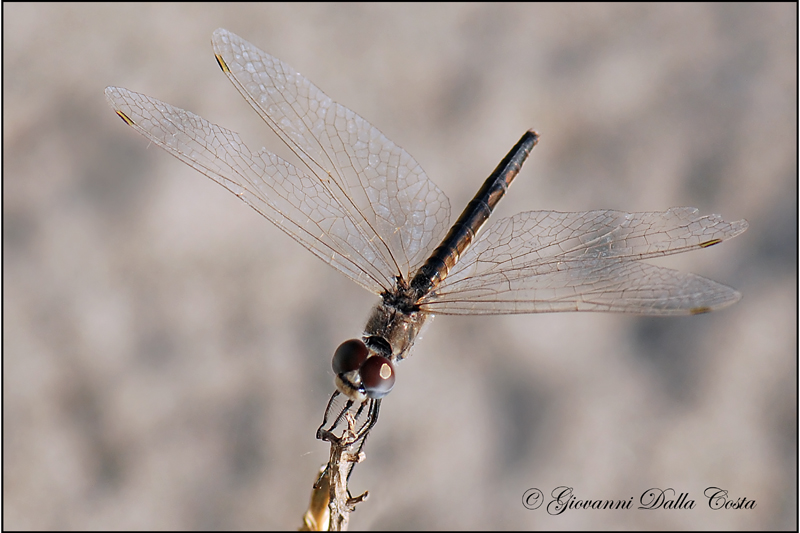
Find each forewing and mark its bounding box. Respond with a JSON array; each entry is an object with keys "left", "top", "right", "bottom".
[
  {"left": 423, "top": 208, "right": 748, "bottom": 315},
  {"left": 211, "top": 28, "right": 451, "bottom": 278},
  {"left": 105, "top": 86, "right": 400, "bottom": 294}
]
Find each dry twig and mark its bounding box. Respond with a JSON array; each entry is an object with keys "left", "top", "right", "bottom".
[{"left": 300, "top": 412, "right": 369, "bottom": 531}]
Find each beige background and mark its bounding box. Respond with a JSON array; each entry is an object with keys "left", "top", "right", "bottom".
[{"left": 4, "top": 3, "right": 795, "bottom": 530}]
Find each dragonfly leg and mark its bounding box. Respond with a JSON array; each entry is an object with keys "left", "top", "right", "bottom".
[
  {"left": 316, "top": 391, "right": 355, "bottom": 443},
  {"left": 353, "top": 399, "right": 381, "bottom": 443},
  {"left": 316, "top": 390, "right": 340, "bottom": 439},
  {"left": 342, "top": 399, "right": 381, "bottom": 482}
]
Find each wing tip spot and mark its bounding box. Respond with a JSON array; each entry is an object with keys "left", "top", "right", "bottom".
[
  {"left": 215, "top": 53, "right": 230, "bottom": 74},
  {"left": 115, "top": 110, "right": 135, "bottom": 127},
  {"left": 699, "top": 238, "right": 722, "bottom": 248},
  {"left": 690, "top": 306, "right": 713, "bottom": 315}
]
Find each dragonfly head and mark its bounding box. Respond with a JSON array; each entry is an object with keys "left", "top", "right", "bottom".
[{"left": 332, "top": 338, "right": 395, "bottom": 401}]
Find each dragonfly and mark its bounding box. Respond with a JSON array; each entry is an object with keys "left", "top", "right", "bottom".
[{"left": 106, "top": 28, "right": 748, "bottom": 453}]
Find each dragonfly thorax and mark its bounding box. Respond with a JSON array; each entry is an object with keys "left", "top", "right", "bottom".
[{"left": 364, "top": 300, "right": 430, "bottom": 364}]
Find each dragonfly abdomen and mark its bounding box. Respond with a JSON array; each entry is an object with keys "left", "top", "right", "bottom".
[{"left": 409, "top": 130, "right": 539, "bottom": 299}]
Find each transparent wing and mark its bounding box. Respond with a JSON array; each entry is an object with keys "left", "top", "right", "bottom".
[
  {"left": 211, "top": 28, "right": 451, "bottom": 279},
  {"left": 423, "top": 208, "right": 749, "bottom": 315},
  {"left": 105, "top": 86, "right": 399, "bottom": 294}
]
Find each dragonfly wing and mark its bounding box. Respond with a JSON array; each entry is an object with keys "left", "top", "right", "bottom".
[
  {"left": 423, "top": 208, "right": 748, "bottom": 315},
  {"left": 211, "top": 28, "right": 451, "bottom": 279},
  {"left": 105, "top": 86, "right": 400, "bottom": 294}
]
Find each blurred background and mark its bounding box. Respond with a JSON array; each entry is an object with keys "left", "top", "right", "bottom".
[{"left": 4, "top": 3, "right": 795, "bottom": 530}]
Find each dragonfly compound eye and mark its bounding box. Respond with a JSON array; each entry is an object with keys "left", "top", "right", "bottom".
[
  {"left": 332, "top": 339, "right": 368, "bottom": 375},
  {"left": 360, "top": 356, "right": 395, "bottom": 399}
]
